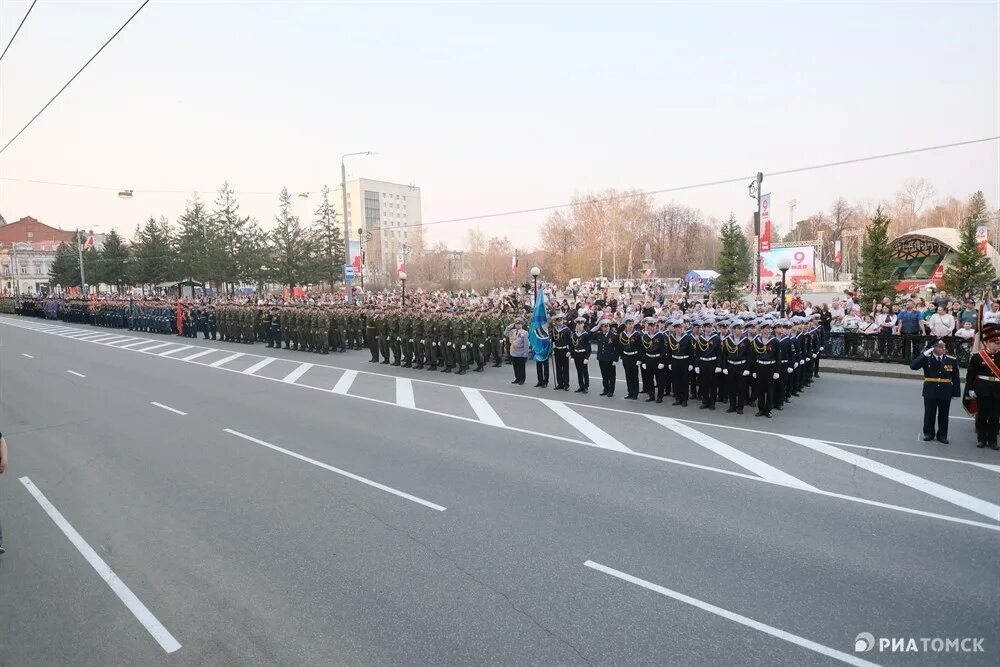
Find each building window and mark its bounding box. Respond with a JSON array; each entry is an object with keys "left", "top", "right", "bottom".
[
  {"left": 27, "top": 231, "right": 34, "bottom": 239},
  {"left": 364, "top": 190, "right": 381, "bottom": 228}
]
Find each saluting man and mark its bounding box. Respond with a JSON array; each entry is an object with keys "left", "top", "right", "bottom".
[
  {"left": 910, "top": 338, "right": 961, "bottom": 444},
  {"left": 964, "top": 323, "right": 1000, "bottom": 450}
]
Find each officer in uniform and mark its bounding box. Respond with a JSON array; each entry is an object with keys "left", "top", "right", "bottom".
[
  {"left": 965, "top": 322, "right": 1000, "bottom": 449},
  {"left": 551, "top": 314, "right": 571, "bottom": 390},
  {"left": 667, "top": 319, "right": 693, "bottom": 406},
  {"left": 570, "top": 316, "right": 592, "bottom": 393},
  {"left": 696, "top": 317, "right": 722, "bottom": 410},
  {"left": 910, "top": 338, "right": 961, "bottom": 444},
  {"left": 639, "top": 317, "right": 662, "bottom": 402},
  {"left": 722, "top": 319, "right": 750, "bottom": 414},
  {"left": 592, "top": 318, "right": 619, "bottom": 397},
  {"left": 752, "top": 321, "right": 779, "bottom": 418},
  {"left": 618, "top": 316, "right": 642, "bottom": 400}
]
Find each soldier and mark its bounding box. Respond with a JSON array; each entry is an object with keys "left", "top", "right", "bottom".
[
  {"left": 964, "top": 323, "right": 1000, "bottom": 449},
  {"left": 366, "top": 310, "right": 380, "bottom": 362},
  {"left": 639, "top": 317, "right": 662, "bottom": 402},
  {"left": 551, "top": 314, "right": 571, "bottom": 390},
  {"left": 400, "top": 311, "right": 414, "bottom": 368},
  {"left": 317, "top": 307, "right": 330, "bottom": 354},
  {"left": 454, "top": 312, "right": 471, "bottom": 375},
  {"left": 470, "top": 314, "right": 486, "bottom": 372},
  {"left": 654, "top": 316, "right": 671, "bottom": 402},
  {"left": 618, "top": 316, "right": 641, "bottom": 400},
  {"left": 752, "top": 321, "right": 779, "bottom": 418},
  {"left": 696, "top": 316, "right": 722, "bottom": 410},
  {"left": 910, "top": 337, "right": 961, "bottom": 444},
  {"left": 412, "top": 313, "right": 426, "bottom": 370},
  {"left": 592, "top": 318, "right": 618, "bottom": 397},
  {"left": 667, "top": 319, "right": 693, "bottom": 407},
  {"left": 378, "top": 310, "right": 391, "bottom": 364},
  {"left": 722, "top": 320, "right": 751, "bottom": 414},
  {"left": 570, "top": 316, "right": 592, "bottom": 393}
]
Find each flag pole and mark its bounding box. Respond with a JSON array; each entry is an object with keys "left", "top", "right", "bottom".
[{"left": 76, "top": 228, "right": 86, "bottom": 295}]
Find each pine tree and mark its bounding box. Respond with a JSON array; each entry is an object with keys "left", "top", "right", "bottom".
[
  {"left": 944, "top": 191, "right": 995, "bottom": 296},
  {"left": 309, "top": 185, "right": 345, "bottom": 288},
  {"left": 211, "top": 182, "right": 251, "bottom": 290},
  {"left": 48, "top": 242, "right": 81, "bottom": 288},
  {"left": 97, "top": 229, "right": 132, "bottom": 290},
  {"left": 176, "top": 195, "right": 215, "bottom": 284},
  {"left": 854, "top": 206, "right": 897, "bottom": 304},
  {"left": 239, "top": 219, "right": 270, "bottom": 288},
  {"left": 714, "top": 214, "right": 751, "bottom": 303},
  {"left": 269, "top": 187, "right": 313, "bottom": 288},
  {"left": 133, "top": 216, "right": 177, "bottom": 287}
]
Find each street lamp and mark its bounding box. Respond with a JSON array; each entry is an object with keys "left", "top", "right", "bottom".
[
  {"left": 530, "top": 266, "right": 540, "bottom": 301},
  {"left": 297, "top": 192, "right": 309, "bottom": 201},
  {"left": 777, "top": 256, "right": 792, "bottom": 317},
  {"left": 117, "top": 189, "right": 133, "bottom": 199},
  {"left": 341, "top": 151, "right": 375, "bottom": 305},
  {"left": 399, "top": 271, "right": 407, "bottom": 305}
]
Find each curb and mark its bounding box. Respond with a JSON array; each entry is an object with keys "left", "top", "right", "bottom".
[{"left": 823, "top": 365, "right": 921, "bottom": 381}]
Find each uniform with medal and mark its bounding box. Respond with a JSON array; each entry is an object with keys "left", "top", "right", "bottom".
[
  {"left": 964, "top": 323, "right": 1000, "bottom": 449},
  {"left": 909, "top": 338, "right": 961, "bottom": 444}
]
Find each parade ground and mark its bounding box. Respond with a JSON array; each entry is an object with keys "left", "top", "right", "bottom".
[{"left": 0, "top": 315, "right": 997, "bottom": 665}]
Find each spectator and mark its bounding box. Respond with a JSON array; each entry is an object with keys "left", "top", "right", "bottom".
[
  {"left": 955, "top": 320, "right": 976, "bottom": 352},
  {"left": 928, "top": 305, "right": 956, "bottom": 337},
  {"left": 875, "top": 304, "right": 898, "bottom": 358},
  {"left": 920, "top": 299, "right": 936, "bottom": 333},
  {"left": 830, "top": 314, "right": 845, "bottom": 356},
  {"left": 983, "top": 298, "right": 1000, "bottom": 325},
  {"left": 789, "top": 292, "right": 805, "bottom": 315},
  {"left": 959, "top": 300, "right": 978, "bottom": 329},
  {"left": 897, "top": 300, "right": 922, "bottom": 359},
  {"left": 933, "top": 290, "right": 950, "bottom": 309}
]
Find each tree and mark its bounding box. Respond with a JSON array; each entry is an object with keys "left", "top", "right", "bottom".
[
  {"left": 211, "top": 182, "right": 251, "bottom": 289},
  {"left": 133, "top": 216, "right": 177, "bottom": 287},
  {"left": 48, "top": 242, "right": 81, "bottom": 288},
  {"left": 714, "top": 214, "right": 751, "bottom": 302},
  {"left": 309, "top": 185, "right": 344, "bottom": 288},
  {"left": 944, "top": 191, "right": 996, "bottom": 296},
  {"left": 269, "top": 187, "right": 313, "bottom": 288},
  {"left": 854, "top": 206, "right": 898, "bottom": 304},
  {"left": 97, "top": 229, "right": 131, "bottom": 290},
  {"left": 175, "top": 195, "right": 216, "bottom": 283}
]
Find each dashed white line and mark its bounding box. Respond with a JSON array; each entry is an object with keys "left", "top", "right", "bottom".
[
  {"left": 19, "top": 477, "right": 182, "bottom": 654},
  {"left": 332, "top": 369, "right": 357, "bottom": 394},
  {"left": 158, "top": 345, "right": 193, "bottom": 357},
  {"left": 21, "top": 353, "right": 33, "bottom": 358},
  {"left": 584, "top": 560, "right": 877, "bottom": 667},
  {"left": 461, "top": 387, "right": 505, "bottom": 427},
  {"left": 150, "top": 401, "right": 187, "bottom": 416},
  {"left": 180, "top": 349, "right": 215, "bottom": 362},
  {"left": 242, "top": 357, "right": 276, "bottom": 375},
  {"left": 541, "top": 399, "right": 632, "bottom": 452},
  {"left": 281, "top": 362, "right": 313, "bottom": 383},
  {"left": 223, "top": 429, "right": 446, "bottom": 511},
  {"left": 395, "top": 377, "right": 416, "bottom": 408},
  {"left": 67, "top": 370, "right": 86, "bottom": 378},
  {"left": 209, "top": 352, "right": 245, "bottom": 368}
]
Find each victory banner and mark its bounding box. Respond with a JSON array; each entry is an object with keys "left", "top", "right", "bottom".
[
  {"left": 760, "top": 193, "right": 772, "bottom": 252},
  {"left": 834, "top": 239, "right": 842, "bottom": 265},
  {"left": 761, "top": 246, "right": 816, "bottom": 284},
  {"left": 976, "top": 225, "right": 989, "bottom": 255}
]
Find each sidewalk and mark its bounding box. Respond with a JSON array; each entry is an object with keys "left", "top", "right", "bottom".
[{"left": 823, "top": 358, "right": 922, "bottom": 380}]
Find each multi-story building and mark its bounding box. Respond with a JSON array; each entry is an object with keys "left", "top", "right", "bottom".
[
  {"left": 0, "top": 217, "right": 77, "bottom": 296},
  {"left": 335, "top": 178, "right": 421, "bottom": 286}
]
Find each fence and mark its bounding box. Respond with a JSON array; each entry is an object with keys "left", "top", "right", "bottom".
[{"left": 825, "top": 332, "right": 972, "bottom": 368}]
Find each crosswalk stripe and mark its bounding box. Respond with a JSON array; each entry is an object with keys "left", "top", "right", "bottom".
[
  {"left": 396, "top": 377, "right": 415, "bottom": 408},
  {"left": 782, "top": 435, "right": 1000, "bottom": 521},
  {"left": 210, "top": 352, "right": 246, "bottom": 368},
  {"left": 135, "top": 342, "right": 173, "bottom": 353},
  {"left": 97, "top": 336, "right": 131, "bottom": 344},
  {"left": 461, "top": 387, "right": 504, "bottom": 427},
  {"left": 158, "top": 345, "right": 193, "bottom": 357},
  {"left": 541, "top": 399, "right": 632, "bottom": 453},
  {"left": 648, "top": 416, "right": 817, "bottom": 490},
  {"left": 242, "top": 357, "right": 276, "bottom": 375},
  {"left": 181, "top": 349, "right": 216, "bottom": 362},
  {"left": 332, "top": 369, "right": 357, "bottom": 394},
  {"left": 118, "top": 340, "right": 154, "bottom": 349},
  {"left": 84, "top": 334, "right": 122, "bottom": 342},
  {"left": 281, "top": 362, "right": 312, "bottom": 383}
]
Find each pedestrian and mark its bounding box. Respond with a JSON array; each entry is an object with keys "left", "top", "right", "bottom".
[
  {"left": 505, "top": 318, "right": 529, "bottom": 385},
  {"left": 0, "top": 431, "right": 7, "bottom": 554},
  {"left": 909, "top": 338, "right": 961, "bottom": 444}
]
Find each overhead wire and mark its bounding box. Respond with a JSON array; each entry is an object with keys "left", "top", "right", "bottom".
[{"left": 0, "top": 0, "right": 37, "bottom": 62}]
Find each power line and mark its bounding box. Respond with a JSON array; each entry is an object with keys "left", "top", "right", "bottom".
[
  {"left": 0, "top": 0, "right": 150, "bottom": 156},
  {"left": 0, "top": 0, "right": 37, "bottom": 63}
]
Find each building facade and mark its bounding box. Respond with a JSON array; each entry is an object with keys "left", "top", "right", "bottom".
[
  {"left": 335, "top": 178, "right": 422, "bottom": 286},
  {"left": 0, "top": 217, "right": 78, "bottom": 296}
]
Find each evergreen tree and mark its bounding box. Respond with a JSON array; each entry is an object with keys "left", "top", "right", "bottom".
[
  {"left": 239, "top": 219, "right": 270, "bottom": 288},
  {"left": 309, "top": 185, "right": 345, "bottom": 288},
  {"left": 211, "top": 182, "right": 251, "bottom": 289},
  {"left": 176, "top": 195, "right": 216, "bottom": 283},
  {"left": 944, "top": 191, "right": 995, "bottom": 296},
  {"left": 97, "top": 228, "right": 131, "bottom": 290},
  {"left": 854, "top": 206, "right": 898, "bottom": 304},
  {"left": 714, "top": 213, "right": 751, "bottom": 303},
  {"left": 48, "top": 241, "right": 81, "bottom": 288},
  {"left": 269, "top": 187, "right": 313, "bottom": 288},
  {"left": 133, "top": 216, "right": 177, "bottom": 287}
]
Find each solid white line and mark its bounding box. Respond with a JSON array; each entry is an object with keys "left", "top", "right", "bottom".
[
  {"left": 540, "top": 399, "right": 632, "bottom": 452},
  {"left": 783, "top": 435, "right": 1000, "bottom": 521},
  {"left": 158, "top": 345, "right": 193, "bottom": 357},
  {"left": 584, "top": 560, "right": 878, "bottom": 667},
  {"left": 67, "top": 370, "right": 86, "bottom": 378},
  {"left": 951, "top": 415, "right": 975, "bottom": 421},
  {"left": 150, "top": 401, "right": 187, "bottom": 416},
  {"left": 209, "top": 352, "right": 245, "bottom": 368},
  {"left": 135, "top": 342, "right": 173, "bottom": 353},
  {"left": 20, "top": 353, "right": 33, "bottom": 358},
  {"left": 242, "top": 357, "right": 276, "bottom": 375},
  {"left": 648, "top": 416, "right": 817, "bottom": 491},
  {"left": 281, "top": 362, "right": 313, "bottom": 383},
  {"left": 461, "top": 387, "right": 505, "bottom": 427},
  {"left": 396, "top": 377, "right": 415, "bottom": 408},
  {"left": 332, "top": 369, "right": 357, "bottom": 394},
  {"left": 824, "top": 440, "right": 1000, "bottom": 474},
  {"left": 223, "top": 429, "right": 446, "bottom": 511},
  {"left": 19, "top": 477, "right": 182, "bottom": 654},
  {"left": 181, "top": 349, "right": 216, "bottom": 362}
]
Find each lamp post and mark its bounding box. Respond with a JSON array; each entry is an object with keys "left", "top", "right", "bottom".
[
  {"left": 748, "top": 172, "right": 763, "bottom": 299},
  {"left": 777, "top": 256, "right": 792, "bottom": 317},
  {"left": 530, "top": 266, "right": 540, "bottom": 301},
  {"left": 399, "top": 271, "right": 407, "bottom": 305},
  {"left": 340, "top": 151, "right": 375, "bottom": 305}
]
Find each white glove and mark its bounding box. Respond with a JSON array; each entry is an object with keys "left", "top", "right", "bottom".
[
  {"left": 812, "top": 353, "right": 818, "bottom": 359},
  {"left": 722, "top": 368, "right": 729, "bottom": 375},
  {"left": 688, "top": 365, "right": 693, "bottom": 371},
  {"left": 461, "top": 345, "right": 467, "bottom": 350},
  {"left": 397, "top": 336, "right": 402, "bottom": 341},
  {"left": 714, "top": 367, "right": 722, "bottom": 374},
  {"left": 657, "top": 363, "right": 664, "bottom": 370},
  {"left": 420, "top": 339, "right": 425, "bottom": 344},
  {"left": 967, "top": 390, "right": 976, "bottom": 399},
  {"left": 773, "top": 373, "right": 780, "bottom": 380},
  {"left": 447, "top": 342, "right": 453, "bottom": 347},
  {"left": 695, "top": 367, "right": 700, "bottom": 374},
  {"left": 386, "top": 336, "right": 391, "bottom": 341},
  {"left": 583, "top": 359, "right": 588, "bottom": 364},
  {"left": 752, "top": 372, "right": 757, "bottom": 378},
  {"left": 479, "top": 343, "right": 484, "bottom": 348},
  {"left": 787, "top": 367, "right": 793, "bottom": 374},
  {"left": 743, "top": 370, "right": 750, "bottom": 377},
  {"left": 923, "top": 348, "right": 933, "bottom": 357},
  {"left": 641, "top": 363, "right": 646, "bottom": 369}
]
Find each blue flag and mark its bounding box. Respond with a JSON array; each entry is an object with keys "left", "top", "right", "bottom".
[{"left": 528, "top": 290, "right": 551, "bottom": 362}]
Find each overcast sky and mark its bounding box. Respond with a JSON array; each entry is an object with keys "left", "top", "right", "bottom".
[{"left": 1, "top": 1, "right": 997, "bottom": 248}]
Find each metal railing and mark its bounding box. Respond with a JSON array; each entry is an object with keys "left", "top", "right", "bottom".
[{"left": 825, "top": 332, "right": 972, "bottom": 367}]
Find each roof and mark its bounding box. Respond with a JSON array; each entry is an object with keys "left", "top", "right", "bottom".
[
  {"left": 685, "top": 269, "right": 720, "bottom": 279},
  {"left": 0, "top": 217, "right": 75, "bottom": 245},
  {"left": 892, "top": 226, "right": 1000, "bottom": 272}
]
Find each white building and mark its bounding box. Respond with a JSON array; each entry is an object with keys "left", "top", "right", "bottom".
[{"left": 335, "top": 178, "right": 422, "bottom": 285}]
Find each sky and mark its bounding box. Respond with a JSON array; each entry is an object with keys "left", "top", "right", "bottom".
[{"left": 0, "top": 0, "right": 998, "bottom": 250}]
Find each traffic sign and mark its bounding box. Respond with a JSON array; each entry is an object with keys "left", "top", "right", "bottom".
[{"left": 344, "top": 265, "right": 355, "bottom": 281}]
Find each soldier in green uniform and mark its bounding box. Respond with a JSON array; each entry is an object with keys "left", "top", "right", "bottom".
[
  {"left": 366, "top": 309, "right": 379, "bottom": 362},
  {"left": 400, "top": 311, "right": 413, "bottom": 368},
  {"left": 378, "top": 310, "right": 391, "bottom": 363},
  {"left": 411, "top": 313, "right": 426, "bottom": 369},
  {"left": 470, "top": 313, "right": 487, "bottom": 372}
]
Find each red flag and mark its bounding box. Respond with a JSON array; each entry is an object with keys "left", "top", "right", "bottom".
[
  {"left": 83, "top": 234, "right": 95, "bottom": 250},
  {"left": 176, "top": 300, "right": 183, "bottom": 334}
]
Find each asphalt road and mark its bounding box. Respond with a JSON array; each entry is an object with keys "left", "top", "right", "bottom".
[{"left": 0, "top": 314, "right": 997, "bottom": 666}]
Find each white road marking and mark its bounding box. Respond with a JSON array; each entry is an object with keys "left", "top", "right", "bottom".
[
  {"left": 21, "top": 353, "right": 33, "bottom": 358},
  {"left": 461, "top": 387, "right": 504, "bottom": 427},
  {"left": 19, "top": 477, "right": 182, "bottom": 654},
  {"left": 242, "top": 357, "right": 276, "bottom": 375},
  {"left": 223, "top": 429, "right": 446, "bottom": 511},
  {"left": 825, "top": 439, "right": 1000, "bottom": 474},
  {"left": 332, "top": 369, "right": 357, "bottom": 394},
  {"left": 181, "top": 349, "right": 216, "bottom": 362},
  {"left": 281, "top": 362, "right": 313, "bottom": 383},
  {"left": 63, "top": 331, "right": 104, "bottom": 339},
  {"left": 783, "top": 435, "right": 1000, "bottom": 521},
  {"left": 396, "top": 377, "right": 415, "bottom": 408},
  {"left": 951, "top": 415, "right": 974, "bottom": 421},
  {"left": 135, "top": 342, "right": 173, "bottom": 353},
  {"left": 82, "top": 334, "right": 121, "bottom": 343},
  {"left": 584, "top": 560, "right": 878, "bottom": 667},
  {"left": 97, "top": 336, "right": 132, "bottom": 344},
  {"left": 67, "top": 370, "right": 86, "bottom": 378},
  {"left": 540, "top": 399, "right": 632, "bottom": 452},
  {"left": 150, "top": 401, "right": 187, "bottom": 416},
  {"left": 116, "top": 340, "right": 154, "bottom": 349},
  {"left": 158, "top": 345, "right": 193, "bottom": 357},
  {"left": 648, "top": 416, "right": 817, "bottom": 491},
  {"left": 209, "top": 352, "right": 246, "bottom": 368}
]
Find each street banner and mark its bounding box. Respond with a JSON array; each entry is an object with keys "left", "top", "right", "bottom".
[
  {"left": 834, "top": 239, "right": 842, "bottom": 265},
  {"left": 760, "top": 194, "right": 772, "bottom": 252},
  {"left": 760, "top": 246, "right": 816, "bottom": 284},
  {"left": 396, "top": 253, "right": 406, "bottom": 275},
  {"left": 349, "top": 240, "right": 362, "bottom": 271},
  {"left": 511, "top": 250, "right": 518, "bottom": 275},
  {"left": 976, "top": 225, "right": 989, "bottom": 255}
]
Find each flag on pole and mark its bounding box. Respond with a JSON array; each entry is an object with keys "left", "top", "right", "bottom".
[
  {"left": 527, "top": 289, "right": 551, "bottom": 362},
  {"left": 83, "top": 234, "right": 95, "bottom": 251},
  {"left": 511, "top": 250, "right": 518, "bottom": 275}
]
